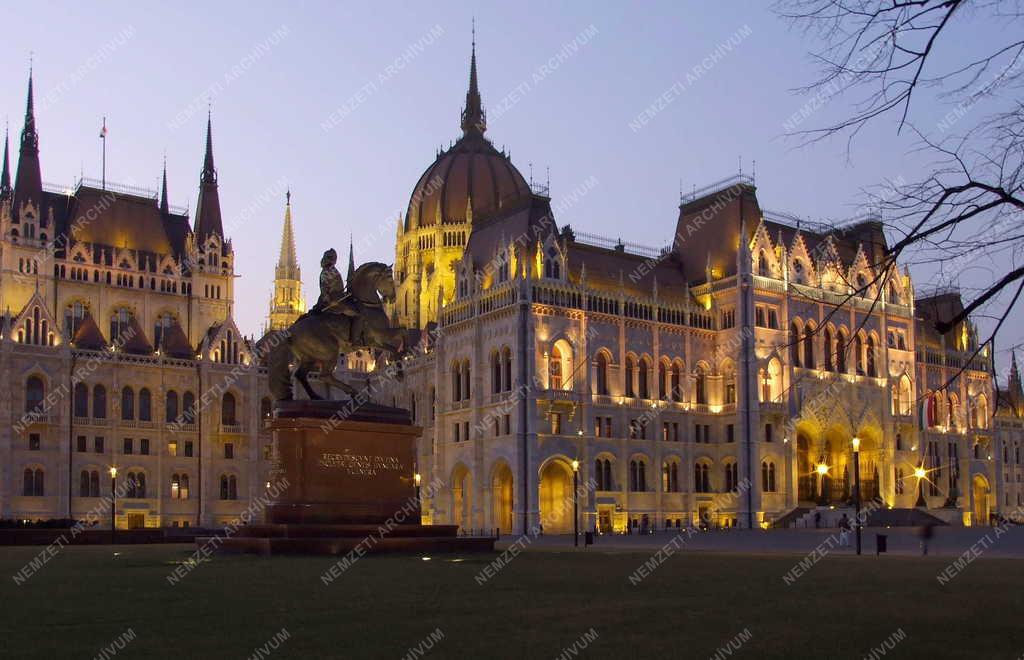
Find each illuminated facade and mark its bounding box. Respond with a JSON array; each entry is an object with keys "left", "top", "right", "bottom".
[
  {"left": 0, "top": 73, "right": 276, "bottom": 528},
  {"left": 386, "top": 43, "right": 1023, "bottom": 533}
]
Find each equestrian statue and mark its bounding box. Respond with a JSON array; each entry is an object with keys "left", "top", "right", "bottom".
[{"left": 268, "top": 249, "right": 406, "bottom": 401}]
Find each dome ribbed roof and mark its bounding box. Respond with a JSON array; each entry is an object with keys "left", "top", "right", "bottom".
[{"left": 406, "top": 133, "right": 530, "bottom": 229}]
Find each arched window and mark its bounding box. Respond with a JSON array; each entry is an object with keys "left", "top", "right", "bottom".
[
  {"left": 23, "top": 468, "right": 44, "bottom": 496},
  {"left": 121, "top": 387, "right": 135, "bottom": 420},
  {"left": 110, "top": 307, "right": 134, "bottom": 342},
  {"left": 762, "top": 461, "right": 777, "bottom": 492},
  {"left": 451, "top": 361, "right": 462, "bottom": 402},
  {"left": 166, "top": 390, "right": 179, "bottom": 423},
  {"left": 854, "top": 334, "right": 865, "bottom": 374},
  {"left": 74, "top": 383, "right": 89, "bottom": 418},
  {"left": 671, "top": 362, "right": 682, "bottom": 402},
  {"left": 662, "top": 460, "right": 680, "bottom": 492},
  {"left": 550, "top": 346, "right": 563, "bottom": 390},
  {"left": 803, "top": 324, "right": 816, "bottom": 368},
  {"left": 695, "top": 365, "right": 708, "bottom": 405},
  {"left": 790, "top": 322, "right": 802, "bottom": 367},
  {"left": 219, "top": 474, "right": 238, "bottom": 500},
  {"left": 836, "top": 330, "right": 848, "bottom": 373},
  {"left": 26, "top": 376, "right": 45, "bottom": 414},
  {"left": 757, "top": 249, "right": 769, "bottom": 276},
  {"left": 595, "top": 458, "right": 613, "bottom": 491},
  {"left": 182, "top": 391, "right": 196, "bottom": 422},
  {"left": 491, "top": 350, "right": 501, "bottom": 394},
  {"left": 93, "top": 385, "right": 107, "bottom": 419},
  {"left": 595, "top": 352, "right": 609, "bottom": 396},
  {"left": 154, "top": 312, "right": 175, "bottom": 348},
  {"left": 823, "top": 327, "right": 834, "bottom": 371},
  {"left": 866, "top": 336, "right": 877, "bottom": 377},
  {"left": 171, "top": 473, "right": 190, "bottom": 499},
  {"left": 261, "top": 397, "right": 272, "bottom": 419},
  {"left": 221, "top": 392, "right": 237, "bottom": 426},
  {"left": 658, "top": 361, "right": 668, "bottom": 400},
  {"left": 638, "top": 357, "right": 650, "bottom": 399},
  {"left": 461, "top": 360, "right": 471, "bottom": 400},
  {"left": 629, "top": 459, "right": 647, "bottom": 492},
  {"left": 723, "top": 362, "right": 736, "bottom": 405},
  {"left": 725, "top": 461, "right": 739, "bottom": 492},
  {"left": 694, "top": 463, "right": 710, "bottom": 493},
  {"left": 502, "top": 347, "right": 512, "bottom": 392},
  {"left": 625, "top": 356, "right": 636, "bottom": 397},
  {"left": 138, "top": 388, "right": 152, "bottom": 421}
]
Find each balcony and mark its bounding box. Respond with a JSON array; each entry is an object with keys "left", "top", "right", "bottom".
[{"left": 220, "top": 423, "right": 246, "bottom": 435}]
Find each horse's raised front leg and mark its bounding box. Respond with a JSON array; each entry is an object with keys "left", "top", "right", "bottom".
[{"left": 294, "top": 361, "right": 322, "bottom": 400}]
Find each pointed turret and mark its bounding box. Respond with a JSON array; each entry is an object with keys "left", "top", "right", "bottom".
[
  {"left": 460, "top": 25, "right": 486, "bottom": 136},
  {"left": 0, "top": 125, "right": 10, "bottom": 201},
  {"left": 347, "top": 233, "right": 356, "bottom": 284},
  {"left": 159, "top": 156, "right": 169, "bottom": 214},
  {"left": 12, "top": 70, "right": 43, "bottom": 219},
  {"left": 1010, "top": 352, "right": 1023, "bottom": 404},
  {"left": 276, "top": 190, "right": 299, "bottom": 280},
  {"left": 193, "top": 113, "right": 223, "bottom": 241},
  {"left": 268, "top": 189, "right": 305, "bottom": 331}
]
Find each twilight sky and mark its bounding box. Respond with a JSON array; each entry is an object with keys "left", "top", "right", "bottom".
[{"left": 4, "top": 1, "right": 1018, "bottom": 378}]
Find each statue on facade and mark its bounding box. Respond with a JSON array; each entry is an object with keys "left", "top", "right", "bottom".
[{"left": 268, "top": 252, "right": 405, "bottom": 402}]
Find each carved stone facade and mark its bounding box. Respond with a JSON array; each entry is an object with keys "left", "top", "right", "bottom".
[{"left": 384, "top": 45, "right": 1024, "bottom": 534}]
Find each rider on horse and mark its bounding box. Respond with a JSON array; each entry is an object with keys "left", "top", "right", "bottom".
[{"left": 309, "top": 249, "right": 358, "bottom": 317}]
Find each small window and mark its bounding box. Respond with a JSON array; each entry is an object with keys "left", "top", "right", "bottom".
[
  {"left": 28, "top": 434, "right": 41, "bottom": 451},
  {"left": 224, "top": 443, "right": 234, "bottom": 459},
  {"left": 94, "top": 437, "right": 105, "bottom": 453},
  {"left": 184, "top": 441, "right": 194, "bottom": 457},
  {"left": 140, "top": 438, "right": 150, "bottom": 455},
  {"left": 123, "top": 438, "right": 133, "bottom": 454},
  {"left": 76, "top": 435, "right": 88, "bottom": 452}
]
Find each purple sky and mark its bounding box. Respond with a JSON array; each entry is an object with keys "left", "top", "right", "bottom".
[{"left": 4, "top": 2, "right": 1018, "bottom": 379}]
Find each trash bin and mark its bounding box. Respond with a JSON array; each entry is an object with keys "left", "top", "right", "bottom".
[
  {"left": 876, "top": 534, "right": 887, "bottom": 555},
  {"left": 584, "top": 531, "right": 594, "bottom": 547}
]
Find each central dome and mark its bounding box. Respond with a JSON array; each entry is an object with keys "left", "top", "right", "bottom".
[
  {"left": 404, "top": 37, "right": 531, "bottom": 230},
  {"left": 405, "top": 132, "right": 530, "bottom": 229}
]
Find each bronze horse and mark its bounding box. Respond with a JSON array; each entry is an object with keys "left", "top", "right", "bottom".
[{"left": 268, "top": 262, "right": 405, "bottom": 401}]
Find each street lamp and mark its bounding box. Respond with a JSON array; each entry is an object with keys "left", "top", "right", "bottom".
[
  {"left": 571, "top": 460, "right": 580, "bottom": 547},
  {"left": 109, "top": 466, "right": 117, "bottom": 544},
  {"left": 914, "top": 466, "right": 927, "bottom": 507},
  {"left": 815, "top": 463, "right": 829, "bottom": 505},
  {"left": 851, "top": 437, "right": 862, "bottom": 555}
]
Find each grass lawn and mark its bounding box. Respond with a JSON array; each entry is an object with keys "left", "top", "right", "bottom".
[{"left": 1, "top": 544, "right": 1021, "bottom": 659}]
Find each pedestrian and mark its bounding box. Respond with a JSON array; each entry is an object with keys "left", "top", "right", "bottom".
[
  {"left": 838, "top": 514, "right": 851, "bottom": 548},
  {"left": 918, "top": 521, "right": 935, "bottom": 556}
]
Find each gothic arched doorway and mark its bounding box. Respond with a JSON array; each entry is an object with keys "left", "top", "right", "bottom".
[
  {"left": 972, "top": 475, "right": 990, "bottom": 526},
  {"left": 450, "top": 464, "right": 472, "bottom": 531},
  {"left": 491, "top": 462, "right": 514, "bottom": 534},
  {"left": 538, "top": 459, "right": 573, "bottom": 534}
]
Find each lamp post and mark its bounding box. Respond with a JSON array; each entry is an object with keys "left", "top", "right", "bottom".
[
  {"left": 851, "top": 437, "right": 862, "bottom": 556},
  {"left": 914, "top": 466, "right": 927, "bottom": 508},
  {"left": 571, "top": 460, "right": 580, "bottom": 547},
  {"left": 109, "top": 466, "right": 117, "bottom": 545}
]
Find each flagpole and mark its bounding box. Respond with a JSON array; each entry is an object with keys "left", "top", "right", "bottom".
[{"left": 100, "top": 116, "right": 106, "bottom": 190}]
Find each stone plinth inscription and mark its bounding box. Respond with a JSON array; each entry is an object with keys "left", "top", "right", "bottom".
[{"left": 317, "top": 452, "right": 402, "bottom": 477}]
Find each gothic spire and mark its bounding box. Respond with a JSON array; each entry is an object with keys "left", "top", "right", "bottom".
[
  {"left": 460, "top": 23, "right": 486, "bottom": 136},
  {"left": 1010, "top": 351, "right": 1022, "bottom": 401},
  {"left": 13, "top": 68, "right": 43, "bottom": 217},
  {"left": 159, "top": 155, "right": 169, "bottom": 214},
  {"left": 193, "top": 112, "right": 223, "bottom": 241},
  {"left": 0, "top": 124, "right": 11, "bottom": 199},
  {"left": 347, "top": 233, "right": 356, "bottom": 284},
  {"left": 275, "top": 189, "right": 299, "bottom": 280}
]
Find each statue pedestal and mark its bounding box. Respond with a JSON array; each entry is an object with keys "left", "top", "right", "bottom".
[{"left": 200, "top": 401, "right": 495, "bottom": 556}]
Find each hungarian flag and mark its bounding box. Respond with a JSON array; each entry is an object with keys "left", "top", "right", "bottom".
[{"left": 99, "top": 118, "right": 107, "bottom": 139}]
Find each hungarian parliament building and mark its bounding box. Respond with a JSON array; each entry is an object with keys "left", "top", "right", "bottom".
[{"left": 3, "top": 48, "right": 1024, "bottom": 532}]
